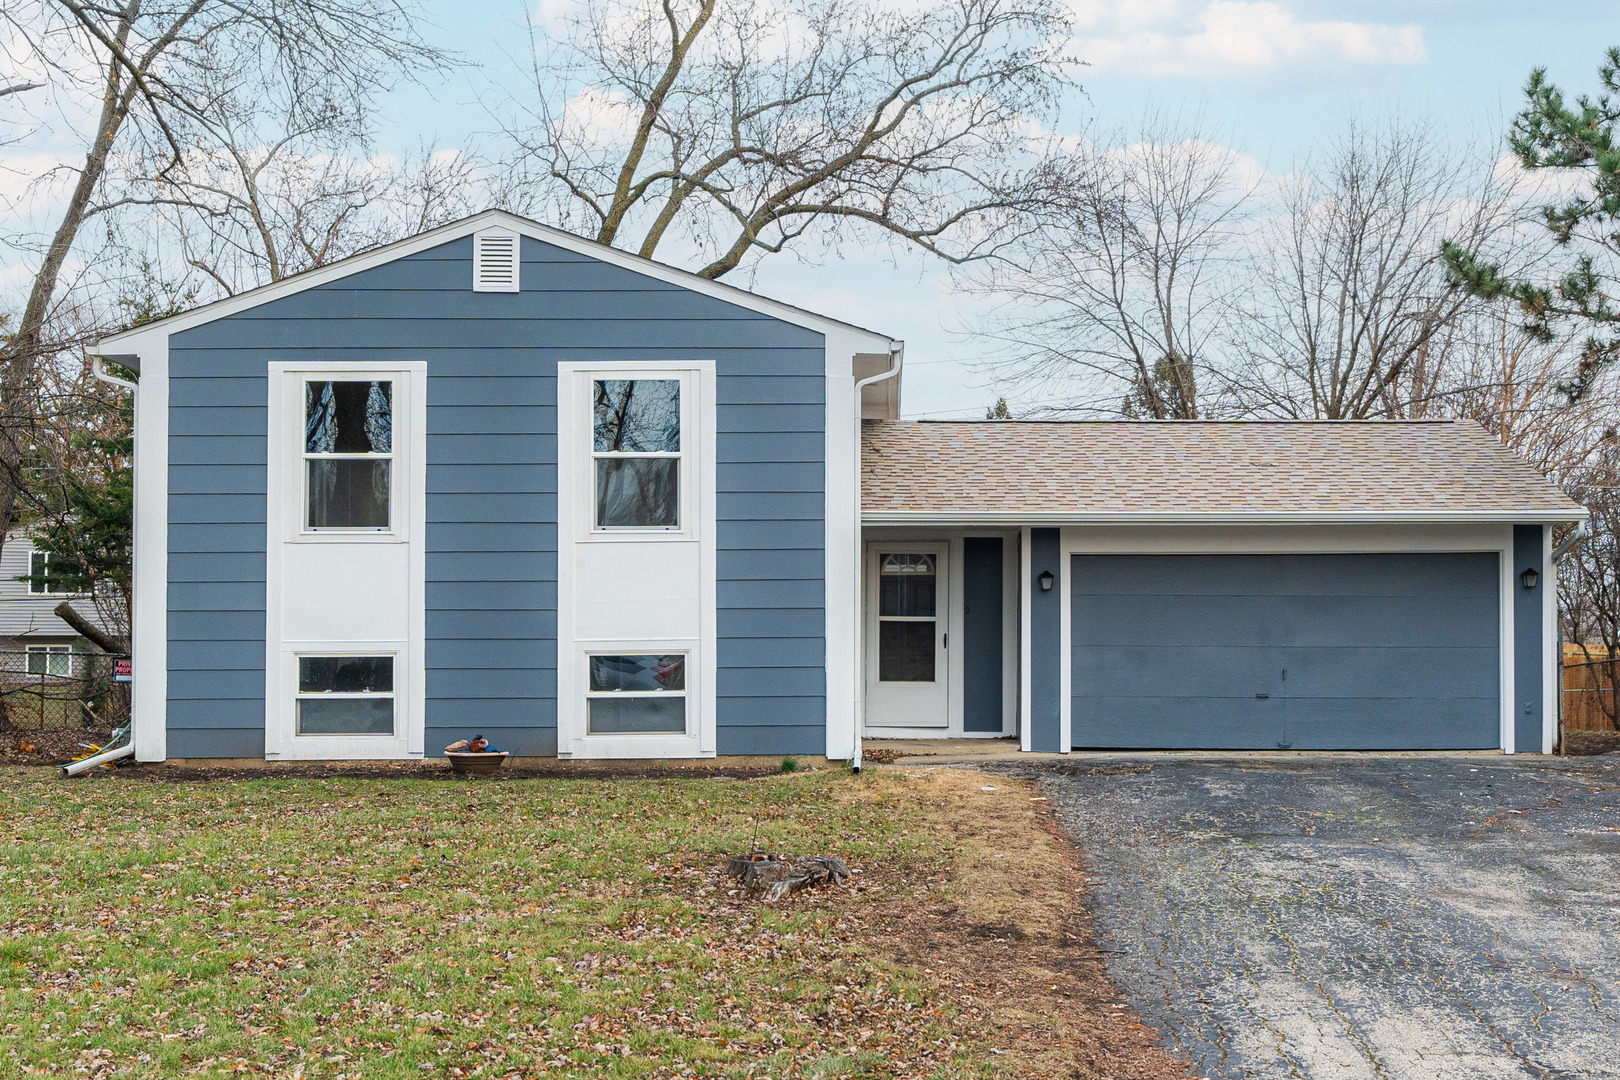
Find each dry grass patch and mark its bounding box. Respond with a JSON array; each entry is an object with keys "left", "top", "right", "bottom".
[{"left": 856, "top": 768, "right": 1192, "bottom": 1080}]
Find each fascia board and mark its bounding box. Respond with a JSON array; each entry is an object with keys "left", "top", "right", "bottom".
[
  {"left": 861, "top": 509, "right": 1591, "bottom": 526},
  {"left": 89, "top": 208, "right": 898, "bottom": 352}
]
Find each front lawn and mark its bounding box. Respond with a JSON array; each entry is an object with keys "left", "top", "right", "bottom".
[{"left": 0, "top": 768, "right": 982, "bottom": 1079}]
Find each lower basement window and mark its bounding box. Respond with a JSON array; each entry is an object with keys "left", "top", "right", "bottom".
[
  {"left": 297, "top": 655, "right": 395, "bottom": 735},
  {"left": 587, "top": 654, "right": 687, "bottom": 734}
]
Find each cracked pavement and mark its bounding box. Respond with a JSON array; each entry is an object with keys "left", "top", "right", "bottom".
[{"left": 995, "top": 757, "right": 1620, "bottom": 1079}]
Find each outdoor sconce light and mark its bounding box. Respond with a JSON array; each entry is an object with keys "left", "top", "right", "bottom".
[
  {"left": 1038, "top": 570, "right": 1055, "bottom": 592},
  {"left": 1521, "top": 567, "right": 1540, "bottom": 590}
]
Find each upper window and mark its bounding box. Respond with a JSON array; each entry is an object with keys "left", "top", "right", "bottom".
[
  {"left": 305, "top": 380, "right": 392, "bottom": 530},
  {"left": 27, "top": 548, "right": 52, "bottom": 595},
  {"left": 592, "top": 379, "right": 680, "bottom": 529}
]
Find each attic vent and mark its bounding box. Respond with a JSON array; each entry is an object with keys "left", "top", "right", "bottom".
[{"left": 473, "top": 230, "right": 520, "bottom": 293}]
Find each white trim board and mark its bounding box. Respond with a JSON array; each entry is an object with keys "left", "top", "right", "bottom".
[
  {"left": 866, "top": 510, "right": 1587, "bottom": 526},
  {"left": 91, "top": 210, "right": 898, "bottom": 359},
  {"left": 555, "top": 361, "right": 718, "bottom": 759},
  {"left": 264, "top": 361, "right": 428, "bottom": 760},
  {"left": 131, "top": 338, "right": 168, "bottom": 762}
]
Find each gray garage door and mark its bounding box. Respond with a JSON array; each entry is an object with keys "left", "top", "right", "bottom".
[{"left": 1071, "top": 553, "right": 1501, "bottom": 750}]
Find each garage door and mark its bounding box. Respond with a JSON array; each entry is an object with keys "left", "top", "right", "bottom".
[{"left": 1070, "top": 553, "right": 1500, "bottom": 750}]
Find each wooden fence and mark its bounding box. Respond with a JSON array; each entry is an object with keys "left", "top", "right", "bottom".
[{"left": 1564, "top": 646, "right": 1619, "bottom": 733}]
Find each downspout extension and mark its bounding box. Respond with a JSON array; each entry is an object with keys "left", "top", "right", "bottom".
[{"left": 849, "top": 342, "right": 904, "bottom": 774}]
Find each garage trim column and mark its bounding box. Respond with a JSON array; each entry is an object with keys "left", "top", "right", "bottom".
[{"left": 1028, "top": 527, "right": 1064, "bottom": 753}]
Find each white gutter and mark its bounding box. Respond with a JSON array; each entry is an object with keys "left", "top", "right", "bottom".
[
  {"left": 862, "top": 508, "right": 1590, "bottom": 526},
  {"left": 850, "top": 342, "right": 904, "bottom": 773},
  {"left": 92, "top": 355, "right": 139, "bottom": 393},
  {"left": 1554, "top": 520, "right": 1591, "bottom": 561}
]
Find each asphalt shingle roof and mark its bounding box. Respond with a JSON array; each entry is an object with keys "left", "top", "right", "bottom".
[{"left": 860, "top": 420, "right": 1585, "bottom": 519}]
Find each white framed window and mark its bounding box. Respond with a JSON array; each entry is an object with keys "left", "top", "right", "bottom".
[
  {"left": 303, "top": 379, "right": 393, "bottom": 532},
  {"left": 591, "top": 378, "right": 681, "bottom": 530},
  {"left": 586, "top": 653, "right": 687, "bottom": 735},
  {"left": 26, "top": 548, "right": 52, "bottom": 595},
  {"left": 294, "top": 654, "right": 395, "bottom": 736},
  {"left": 26, "top": 644, "right": 73, "bottom": 677}
]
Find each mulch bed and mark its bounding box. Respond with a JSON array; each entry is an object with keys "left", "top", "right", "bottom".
[{"left": 51, "top": 760, "right": 786, "bottom": 782}]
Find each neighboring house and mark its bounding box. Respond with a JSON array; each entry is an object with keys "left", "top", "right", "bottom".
[
  {"left": 88, "top": 210, "right": 1587, "bottom": 763},
  {"left": 0, "top": 530, "right": 105, "bottom": 675}
]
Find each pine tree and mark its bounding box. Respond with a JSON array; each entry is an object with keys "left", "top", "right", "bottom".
[{"left": 1444, "top": 47, "right": 1620, "bottom": 399}]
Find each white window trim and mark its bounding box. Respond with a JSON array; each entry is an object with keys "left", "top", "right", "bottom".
[
  {"left": 284, "top": 374, "right": 406, "bottom": 543},
  {"left": 266, "top": 360, "right": 426, "bottom": 760},
  {"left": 571, "top": 367, "right": 699, "bottom": 544},
  {"left": 27, "top": 547, "right": 51, "bottom": 595},
  {"left": 583, "top": 648, "right": 692, "bottom": 739},
  {"left": 301, "top": 379, "right": 396, "bottom": 534},
  {"left": 556, "top": 360, "right": 716, "bottom": 759},
  {"left": 27, "top": 644, "right": 73, "bottom": 677},
  {"left": 588, "top": 377, "right": 685, "bottom": 534}
]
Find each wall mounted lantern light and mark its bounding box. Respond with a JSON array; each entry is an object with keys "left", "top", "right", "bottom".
[
  {"left": 1038, "top": 570, "right": 1054, "bottom": 592},
  {"left": 1521, "top": 567, "right": 1540, "bottom": 590}
]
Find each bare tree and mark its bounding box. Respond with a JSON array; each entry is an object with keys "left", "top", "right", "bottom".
[
  {"left": 0, "top": 0, "right": 449, "bottom": 564},
  {"left": 964, "top": 117, "right": 1252, "bottom": 418},
  {"left": 1222, "top": 121, "right": 1522, "bottom": 419},
  {"left": 495, "top": 0, "right": 1073, "bottom": 280},
  {"left": 133, "top": 141, "right": 484, "bottom": 295}
]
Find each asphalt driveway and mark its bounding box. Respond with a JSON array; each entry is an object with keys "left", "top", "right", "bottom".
[{"left": 997, "top": 757, "right": 1620, "bottom": 1079}]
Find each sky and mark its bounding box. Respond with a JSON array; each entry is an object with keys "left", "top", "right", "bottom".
[{"left": 7, "top": 1, "right": 1620, "bottom": 418}]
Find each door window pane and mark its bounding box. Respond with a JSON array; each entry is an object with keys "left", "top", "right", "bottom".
[
  {"left": 298, "top": 698, "right": 395, "bottom": 735},
  {"left": 879, "top": 621, "right": 935, "bottom": 682},
  {"left": 307, "top": 381, "right": 392, "bottom": 453},
  {"left": 588, "top": 696, "right": 687, "bottom": 734},
  {"left": 880, "top": 554, "right": 936, "bottom": 617},
  {"left": 593, "top": 380, "right": 679, "bottom": 452},
  {"left": 596, "top": 458, "right": 678, "bottom": 528},
  {"left": 308, "top": 459, "right": 391, "bottom": 529},
  {"left": 299, "top": 656, "right": 394, "bottom": 694}
]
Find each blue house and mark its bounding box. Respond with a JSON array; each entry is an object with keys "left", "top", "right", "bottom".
[{"left": 90, "top": 211, "right": 1587, "bottom": 763}]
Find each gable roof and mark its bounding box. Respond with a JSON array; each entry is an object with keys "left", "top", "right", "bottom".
[
  {"left": 861, "top": 419, "right": 1587, "bottom": 524},
  {"left": 91, "top": 209, "right": 897, "bottom": 361}
]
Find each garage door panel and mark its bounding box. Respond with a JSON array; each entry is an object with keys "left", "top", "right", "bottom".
[
  {"left": 1072, "top": 696, "right": 1284, "bottom": 749},
  {"left": 1075, "top": 554, "right": 1297, "bottom": 596},
  {"left": 1286, "top": 594, "right": 1498, "bottom": 646},
  {"left": 1276, "top": 552, "right": 1499, "bottom": 597},
  {"left": 1073, "top": 593, "right": 1289, "bottom": 648},
  {"left": 1073, "top": 646, "right": 1281, "bottom": 699},
  {"left": 1071, "top": 552, "right": 1500, "bottom": 750},
  {"left": 1280, "top": 646, "right": 1500, "bottom": 698},
  {"left": 1282, "top": 698, "right": 1500, "bottom": 749}
]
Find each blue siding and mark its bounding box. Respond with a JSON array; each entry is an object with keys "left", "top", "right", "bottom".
[
  {"left": 1514, "top": 525, "right": 1545, "bottom": 752},
  {"left": 1028, "top": 529, "right": 1063, "bottom": 752},
  {"left": 963, "top": 537, "right": 1004, "bottom": 733},
  {"left": 167, "top": 233, "right": 826, "bottom": 758}
]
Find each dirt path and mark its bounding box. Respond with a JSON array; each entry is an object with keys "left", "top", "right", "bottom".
[{"left": 864, "top": 766, "right": 1193, "bottom": 1079}]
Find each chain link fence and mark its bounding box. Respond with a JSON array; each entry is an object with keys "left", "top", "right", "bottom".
[{"left": 0, "top": 649, "right": 130, "bottom": 735}]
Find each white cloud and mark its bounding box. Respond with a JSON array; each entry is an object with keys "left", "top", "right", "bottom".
[{"left": 1068, "top": 1, "right": 1425, "bottom": 80}]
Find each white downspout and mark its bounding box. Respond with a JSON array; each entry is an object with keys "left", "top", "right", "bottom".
[
  {"left": 850, "top": 342, "right": 903, "bottom": 773},
  {"left": 92, "top": 356, "right": 139, "bottom": 394}
]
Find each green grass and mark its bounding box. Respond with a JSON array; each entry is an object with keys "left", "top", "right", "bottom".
[{"left": 0, "top": 769, "right": 987, "bottom": 1078}]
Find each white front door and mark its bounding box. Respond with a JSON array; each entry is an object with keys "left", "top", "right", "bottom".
[{"left": 864, "top": 544, "right": 949, "bottom": 728}]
